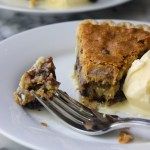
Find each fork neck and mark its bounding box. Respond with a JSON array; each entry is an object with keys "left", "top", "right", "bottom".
[{"left": 112, "top": 117, "right": 150, "bottom": 129}]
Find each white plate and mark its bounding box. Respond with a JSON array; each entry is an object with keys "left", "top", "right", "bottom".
[
  {"left": 0, "top": 20, "right": 150, "bottom": 150},
  {"left": 0, "top": 0, "right": 131, "bottom": 14}
]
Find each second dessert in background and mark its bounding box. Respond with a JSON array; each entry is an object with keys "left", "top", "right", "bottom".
[{"left": 14, "top": 57, "right": 60, "bottom": 107}]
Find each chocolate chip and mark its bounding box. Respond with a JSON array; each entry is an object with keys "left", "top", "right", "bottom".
[
  {"left": 101, "top": 49, "right": 110, "bottom": 55},
  {"left": 137, "top": 39, "right": 145, "bottom": 44}
]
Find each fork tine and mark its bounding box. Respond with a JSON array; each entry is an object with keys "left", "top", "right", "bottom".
[
  {"left": 51, "top": 98, "right": 84, "bottom": 125},
  {"left": 32, "top": 92, "right": 123, "bottom": 135},
  {"left": 33, "top": 93, "right": 85, "bottom": 127},
  {"left": 53, "top": 95, "right": 91, "bottom": 121},
  {"left": 57, "top": 90, "right": 94, "bottom": 117}
]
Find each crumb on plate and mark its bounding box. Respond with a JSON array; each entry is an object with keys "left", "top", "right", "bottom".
[
  {"left": 118, "top": 130, "right": 134, "bottom": 144},
  {"left": 41, "top": 122, "right": 48, "bottom": 127}
]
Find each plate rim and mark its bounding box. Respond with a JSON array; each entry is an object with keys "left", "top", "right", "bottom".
[
  {"left": 0, "top": 19, "right": 150, "bottom": 150},
  {"left": 0, "top": 19, "right": 150, "bottom": 45},
  {"left": 0, "top": 0, "right": 131, "bottom": 14}
]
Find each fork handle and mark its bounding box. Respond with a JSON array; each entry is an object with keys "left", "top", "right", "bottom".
[{"left": 112, "top": 117, "right": 150, "bottom": 129}]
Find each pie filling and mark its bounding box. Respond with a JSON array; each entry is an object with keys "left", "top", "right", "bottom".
[{"left": 74, "top": 55, "right": 125, "bottom": 104}]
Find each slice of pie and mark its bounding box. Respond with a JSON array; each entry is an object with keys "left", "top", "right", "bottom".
[
  {"left": 14, "top": 57, "right": 60, "bottom": 107},
  {"left": 74, "top": 20, "right": 150, "bottom": 105}
]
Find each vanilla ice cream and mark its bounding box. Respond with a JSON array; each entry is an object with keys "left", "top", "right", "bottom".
[{"left": 123, "top": 50, "right": 150, "bottom": 112}]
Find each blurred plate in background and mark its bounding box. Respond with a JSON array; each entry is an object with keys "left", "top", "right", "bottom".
[{"left": 0, "top": 0, "right": 131, "bottom": 14}]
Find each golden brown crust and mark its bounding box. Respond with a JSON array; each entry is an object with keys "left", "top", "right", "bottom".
[
  {"left": 77, "top": 19, "right": 150, "bottom": 84},
  {"left": 75, "top": 19, "right": 150, "bottom": 101}
]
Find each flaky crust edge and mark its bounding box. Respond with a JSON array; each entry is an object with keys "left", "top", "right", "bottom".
[{"left": 77, "top": 19, "right": 150, "bottom": 35}]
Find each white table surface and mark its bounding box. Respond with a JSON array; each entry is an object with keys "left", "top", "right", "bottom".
[{"left": 0, "top": 0, "right": 149, "bottom": 149}]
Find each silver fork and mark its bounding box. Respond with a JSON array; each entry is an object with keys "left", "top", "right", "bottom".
[{"left": 32, "top": 90, "right": 150, "bottom": 135}]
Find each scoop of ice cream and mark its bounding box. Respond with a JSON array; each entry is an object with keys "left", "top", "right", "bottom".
[{"left": 123, "top": 50, "right": 150, "bottom": 112}]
